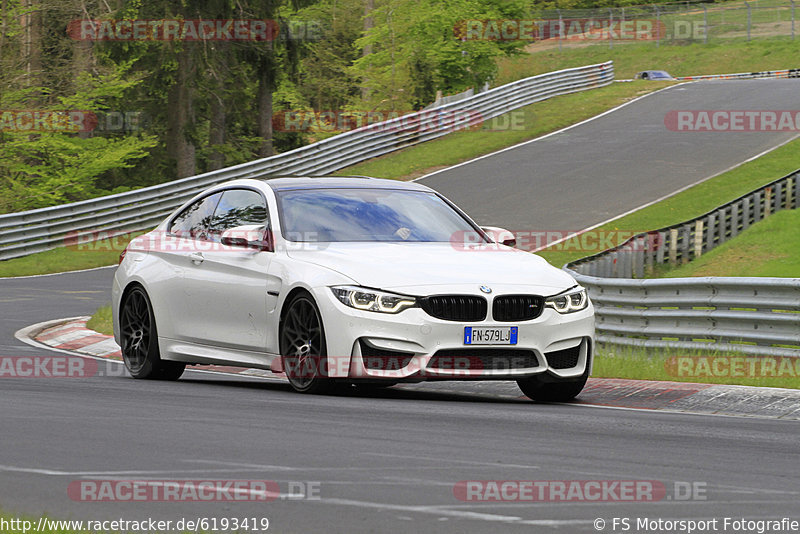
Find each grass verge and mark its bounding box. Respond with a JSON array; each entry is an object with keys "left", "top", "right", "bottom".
[
  {"left": 654, "top": 208, "right": 800, "bottom": 277},
  {"left": 0, "top": 232, "right": 142, "bottom": 278},
  {"left": 536, "top": 135, "right": 800, "bottom": 268},
  {"left": 593, "top": 344, "right": 800, "bottom": 389},
  {"left": 337, "top": 82, "right": 664, "bottom": 180},
  {"left": 86, "top": 304, "right": 113, "bottom": 336},
  {"left": 497, "top": 39, "right": 800, "bottom": 83}
]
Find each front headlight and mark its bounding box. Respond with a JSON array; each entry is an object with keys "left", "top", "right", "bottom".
[
  {"left": 545, "top": 287, "right": 588, "bottom": 314},
  {"left": 331, "top": 286, "right": 417, "bottom": 314}
]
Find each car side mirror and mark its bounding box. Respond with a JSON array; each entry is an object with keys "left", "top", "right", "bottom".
[
  {"left": 220, "top": 225, "right": 273, "bottom": 252},
  {"left": 481, "top": 226, "right": 516, "bottom": 248}
]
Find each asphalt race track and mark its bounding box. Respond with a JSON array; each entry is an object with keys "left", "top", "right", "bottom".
[
  {"left": 421, "top": 79, "right": 800, "bottom": 232},
  {"left": 1, "top": 80, "right": 799, "bottom": 533}
]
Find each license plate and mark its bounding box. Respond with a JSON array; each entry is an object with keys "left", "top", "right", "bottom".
[{"left": 464, "top": 326, "right": 518, "bottom": 345}]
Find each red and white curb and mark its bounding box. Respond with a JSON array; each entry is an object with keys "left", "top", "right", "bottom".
[
  {"left": 16, "top": 317, "right": 281, "bottom": 381},
  {"left": 35, "top": 317, "right": 122, "bottom": 359},
  {"left": 14, "top": 318, "right": 800, "bottom": 419}
]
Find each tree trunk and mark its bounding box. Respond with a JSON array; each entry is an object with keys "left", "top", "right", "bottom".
[
  {"left": 256, "top": 46, "right": 274, "bottom": 158},
  {"left": 207, "top": 39, "right": 229, "bottom": 171},
  {"left": 208, "top": 90, "right": 226, "bottom": 170},
  {"left": 166, "top": 46, "right": 196, "bottom": 178},
  {"left": 22, "top": 0, "right": 42, "bottom": 87},
  {"left": 361, "top": 0, "right": 374, "bottom": 100}
]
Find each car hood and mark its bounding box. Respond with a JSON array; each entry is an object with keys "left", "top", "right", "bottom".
[{"left": 285, "top": 242, "right": 576, "bottom": 295}]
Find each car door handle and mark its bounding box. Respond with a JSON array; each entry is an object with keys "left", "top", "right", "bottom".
[{"left": 188, "top": 252, "right": 204, "bottom": 264}]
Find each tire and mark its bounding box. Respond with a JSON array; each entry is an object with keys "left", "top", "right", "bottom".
[
  {"left": 280, "top": 293, "right": 334, "bottom": 394},
  {"left": 517, "top": 368, "right": 589, "bottom": 402},
  {"left": 120, "top": 286, "right": 185, "bottom": 380}
]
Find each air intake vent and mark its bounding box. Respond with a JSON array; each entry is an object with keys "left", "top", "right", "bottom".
[
  {"left": 492, "top": 295, "right": 544, "bottom": 322},
  {"left": 428, "top": 348, "right": 539, "bottom": 371},
  {"left": 419, "top": 295, "right": 487, "bottom": 322},
  {"left": 545, "top": 345, "right": 581, "bottom": 369}
]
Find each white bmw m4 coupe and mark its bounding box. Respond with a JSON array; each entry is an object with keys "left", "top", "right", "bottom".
[{"left": 112, "top": 176, "right": 594, "bottom": 401}]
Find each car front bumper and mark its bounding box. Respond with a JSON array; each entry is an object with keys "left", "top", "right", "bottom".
[{"left": 314, "top": 286, "right": 595, "bottom": 381}]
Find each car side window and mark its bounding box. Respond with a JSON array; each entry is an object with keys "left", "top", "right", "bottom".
[
  {"left": 169, "top": 192, "right": 223, "bottom": 239},
  {"left": 207, "top": 189, "right": 269, "bottom": 242}
]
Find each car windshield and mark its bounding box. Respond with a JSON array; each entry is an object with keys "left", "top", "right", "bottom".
[
  {"left": 276, "top": 187, "right": 483, "bottom": 242},
  {"left": 649, "top": 71, "right": 671, "bottom": 79}
]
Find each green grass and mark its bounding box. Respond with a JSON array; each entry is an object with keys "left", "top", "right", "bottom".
[
  {"left": 656, "top": 208, "right": 800, "bottom": 277},
  {"left": 0, "top": 232, "right": 142, "bottom": 278},
  {"left": 338, "top": 82, "right": 664, "bottom": 180},
  {"left": 86, "top": 304, "right": 113, "bottom": 336},
  {"left": 497, "top": 39, "right": 800, "bottom": 83},
  {"left": 594, "top": 344, "right": 800, "bottom": 389},
  {"left": 537, "top": 136, "right": 800, "bottom": 268}
]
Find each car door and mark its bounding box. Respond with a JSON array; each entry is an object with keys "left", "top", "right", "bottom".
[
  {"left": 148, "top": 190, "right": 223, "bottom": 341},
  {"left": 176, "top": 187, "right": 281, "bottom": 353}
]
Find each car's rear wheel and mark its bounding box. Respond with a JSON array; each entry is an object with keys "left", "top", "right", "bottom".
[
  {"left": 120, "top": 286, "right": 185, "bottom": 380},
  {"left": 517, "top": 369, "right": 589, "bottom": 402},
  {"left": 280, "top": 293, "right": 334, "bottom": 394}
]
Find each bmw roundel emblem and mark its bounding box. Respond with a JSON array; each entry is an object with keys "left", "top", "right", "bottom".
[{"left": 480, "top": 286, "right": 492, "bottom": 294}]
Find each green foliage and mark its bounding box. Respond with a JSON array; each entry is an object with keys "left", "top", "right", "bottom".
[
  {"left": 351, "top": 0, "right": 529, "bottom": 110},
  {"left": 0, "top": 58, "right": 157, "bottom": 212}
]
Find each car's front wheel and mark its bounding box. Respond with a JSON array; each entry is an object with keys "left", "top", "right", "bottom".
[
  {"left": 280, "top": 293, "right": 334, "bottom": 394},
  {"left": 517, "top": 369, "right": 589, "bottom": 402},
  {"left": 120, "top": 286, "right": 185, "bottom": 380}
]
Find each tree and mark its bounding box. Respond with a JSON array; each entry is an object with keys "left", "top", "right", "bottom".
[{"left": 352, "top": 0, "right": 528, "bottom": 110}]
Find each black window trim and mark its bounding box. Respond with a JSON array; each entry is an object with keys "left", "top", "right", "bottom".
[{"left": 167, "top": 186, "right": 271, "bottom": 244}]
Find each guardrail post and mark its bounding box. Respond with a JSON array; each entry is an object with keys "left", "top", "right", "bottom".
[
  {"left": 656, "top": 231, "right": 666, "bottom": 265},
  {"left": 694, "top": 219, "right": 704, "bottom": 258},
  {"left": 703, "top": 5, "right": 709, "bottom": 43},
  {"left": 731, "top": 200, "right": 742, "bottom": 238},
  {"left": 681, "top": 225, "right": 691, "bottom": 263},
  {"left": 792, "top": 0, "right": 796, "bottom": 40},
  {"left": 742, "top": 197, "right": 752, "bottom": 230},
  {"left": 745, "top": 1, "right": 752, "bottom": 41},
  {"left": 787, "top": 176, "right": 794, "bottom": 209},
  {"left": 608, "top": 8, "right": 614, "bottom": 49},
  {"left": 764, "top": 187, "right": 773, "bottom": 217},
  {"left": 717, "top": 208, "right": 727, "bottom": 245},
  {"left": 669, "top": 228, "right": 678, "bottom": 265}
]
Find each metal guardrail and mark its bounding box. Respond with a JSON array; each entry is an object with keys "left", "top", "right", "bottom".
[
  {"left": 568, "top": 169, "right": 799, "bottom": 279},
  {"left": 0, "top": 61, "right": 614, "bottom": 261},
  {"left": 566, "top": 274, "right": 800, "bottom": 357},
  {"left": 565, "top": 168, "right": 800, "bottom": 357},
  {"left": 675, "top": 67, "right": 800, "bottom": 80}
]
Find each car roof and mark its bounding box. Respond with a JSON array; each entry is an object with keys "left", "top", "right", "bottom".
[{"left": 262, "top": 175, "right": 433, "bottom": 192}]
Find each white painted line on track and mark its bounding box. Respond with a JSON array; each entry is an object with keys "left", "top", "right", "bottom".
[
  {"left": 535, "top": 131, "right": 800, "bottom": 253},
  {"left": 412, "top": 84, "right": 691, "bottom": 184},
  {"left": 362, "top": 452, "right": 540, "bottom": 470},
  {"left": 0, "top": 264, "right": 116, "bottom": 280}
]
